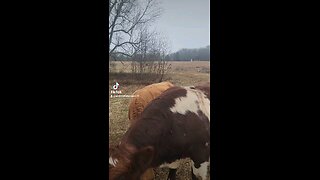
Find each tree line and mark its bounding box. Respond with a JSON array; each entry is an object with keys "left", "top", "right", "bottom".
[
  {"left": 165, "top": 46, "right": 210, "bottom": 61},
  {"left": 112, "top": 45, "right": 210, "bottom": 61}
]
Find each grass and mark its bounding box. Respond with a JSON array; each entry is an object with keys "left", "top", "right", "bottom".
[
  {"left": 110, "top": 60, "right": 210, "bottom": 74},
  {"left": 109, "top": 61, "right": 210, "bottom": 179}
]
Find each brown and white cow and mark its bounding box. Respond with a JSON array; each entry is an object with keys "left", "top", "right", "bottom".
[{"left": 109, "top": 85, "right": 210, "bottom": 180}]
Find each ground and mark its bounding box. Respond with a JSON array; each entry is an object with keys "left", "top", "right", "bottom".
[{"left": 109, "top": 61, "right": 210, "bottom": 180}]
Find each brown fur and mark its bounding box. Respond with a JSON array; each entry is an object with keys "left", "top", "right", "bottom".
[{"left": 128, "top": 81, "right": 174, "bottom": 121}]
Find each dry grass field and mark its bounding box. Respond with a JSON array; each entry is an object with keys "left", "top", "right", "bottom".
[{"left": 109, "top": 61, "right": 210, "bottom": 180}]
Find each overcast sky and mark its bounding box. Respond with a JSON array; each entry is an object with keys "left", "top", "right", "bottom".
[{"left": 152, "top": 0, "right": 210, "bottom": 53}]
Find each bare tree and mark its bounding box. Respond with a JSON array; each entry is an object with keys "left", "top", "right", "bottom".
[
  {"left": 109, "top": 0, "right": 162, "bottom": 60},
  {"left": 131, "top": 27, "right": 156, "bottom": 74},
  {"left": 130, "top": 28, "right": 171, "bottom": 82},
  {"left": 109, "top": 0, "right": 171, "bottom": 81}
]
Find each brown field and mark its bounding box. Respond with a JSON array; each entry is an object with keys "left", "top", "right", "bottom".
[
  {"left": 110, "top": 60, "right": 210, "bottom": 74},
  {"left": 109, "top": 61, "right": 210, "bottom": 180}
]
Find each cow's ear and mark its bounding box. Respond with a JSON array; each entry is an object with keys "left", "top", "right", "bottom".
[{"left": 132, "top": 146, "right": 154, "bottom": 171}]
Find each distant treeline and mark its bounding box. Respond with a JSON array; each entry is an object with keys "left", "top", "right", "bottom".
[
  {"left": 111, "top": 45, "right": 210, "bottom": 61},
  {"left": 166, "top": 45, "right": 210, "bottom": 61}
]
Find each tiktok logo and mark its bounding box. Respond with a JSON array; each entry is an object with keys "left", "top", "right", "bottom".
[
  {"left": 110, "top": 82, "right": 125, "bottom": 97},
  {"left": 112, "top": 82, "right": 120, "bottom": 90}
]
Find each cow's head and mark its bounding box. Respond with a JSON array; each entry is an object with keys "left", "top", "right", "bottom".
[{"left": 109, "top": 144, "right": 154, "bottom": 180}]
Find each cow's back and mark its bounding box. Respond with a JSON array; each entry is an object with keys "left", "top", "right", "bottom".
[
  {"left": 128, "top": 81, "right": 174, "bottom": 121},
  {"left": 194, "top": 82, "right": 210, "bottom": 99}
]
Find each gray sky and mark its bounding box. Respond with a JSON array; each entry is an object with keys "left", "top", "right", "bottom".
[{"left": 152, "top": 0, "right": 210, "bottom": 53}]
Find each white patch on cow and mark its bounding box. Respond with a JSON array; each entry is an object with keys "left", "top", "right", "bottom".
[
  {"left": 160, "top": 159, "right": 182, "bottom": 169},
  {"left": 170, "top": 87, "right": 210, "bottom": 121},
  {"left": 205, "top": 142, "right": 209, "bottom": 147},
  {"left": 191, "top": 160, "right": 210, "bottom": 180},
  {"left": 109, "top": 156, "right": 118, "bottom": 167}
]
